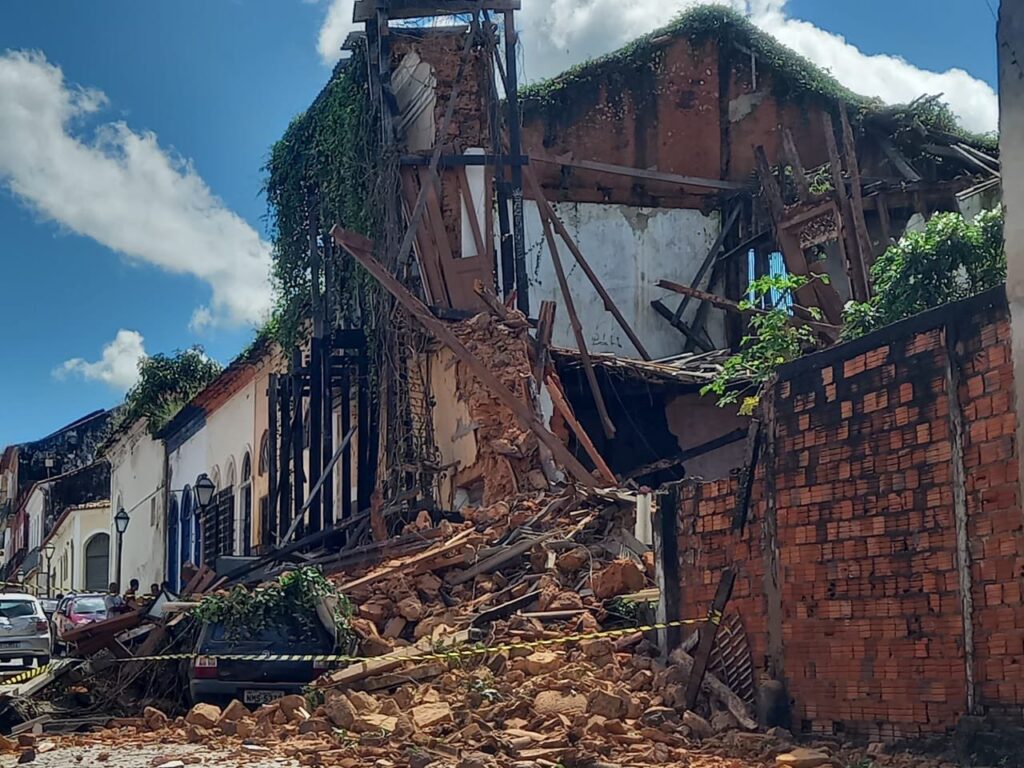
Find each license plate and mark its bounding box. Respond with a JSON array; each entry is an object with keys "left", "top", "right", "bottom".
[
  {"left": 0, "top": 642, "right": 21, "bottom": 649},
  {"left": 243, "top": 690, "right": 284, "bottom": 705}
]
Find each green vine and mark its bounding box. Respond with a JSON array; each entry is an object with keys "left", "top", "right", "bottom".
[
  {"left": 702, "top": 273, "right": 826, "bottom": 415},
  {"left": 263, "top": 45, "right": 384, "bottom": 352},
  {"left": 842, "top": 207, "right": 1005, "bottom": 339},
  {"left": 114, "top": 349, "right": 222, "bottom": 437},
  {"left": 191, "top": 566, "right": 353, "bottom": 644}
]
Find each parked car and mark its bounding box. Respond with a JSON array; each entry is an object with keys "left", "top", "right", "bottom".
[
  {"left": 188, "top": 620, "right": 338, "bottom": 706},
  {"left": 52, "top": 593, "right": 120, "bottom": 642},
  {"left": 0, "top": 594, "right": 51, "bottom": 667}
]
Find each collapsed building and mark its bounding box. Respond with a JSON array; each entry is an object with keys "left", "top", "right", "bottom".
[{"left": 2, "top": 2, "right": 1014, "bottom": 761}]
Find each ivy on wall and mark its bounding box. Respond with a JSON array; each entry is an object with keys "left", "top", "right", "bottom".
[{"left": 263, "top": 45, "right": 383, "bottom": 351}]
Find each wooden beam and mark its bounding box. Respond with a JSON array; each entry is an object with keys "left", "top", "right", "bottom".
[
  {"left": 780, "top": 128, "right": 812, "bottom": 201},
  {"left": 730, "top": 419, "right": 762, "bottom": 531},
  {"left": 650, "top": 299, "right": 713, "bottom": 352},
  {"left": 683, "top": 568, "right": 736, "bottom": 711},
  {"left": 332, "top": 227, "right": 601, "bottom": 488},
  {"left": 624, "top": 427, "right": 748, "bottom": 481},
  {"left": 820, "top": 115, "right": 870, "bottom": 304},
  {"left": 524, "top": 167, "right": 652, "bottom": 361},
  {"left": 457, "top": 167, "right": 487, "bottom": 259},
  {"left": 656, "top": 280, "right": 839, "bottom": 335},
  {"left": 353, "top": 0, "right": 520, "bottom": 22},
  {"left": 838, "top": 104, "right": 875, "bottom": 281},
  {"left": 875, "top": 135, "right": 922, "bottom": 182},
  {"left": 545, "top": 372, "right": 618, "bottom": 485},
  {"left": 529, "top": 153, "right": 747, "bottom": 192},
  {"left": 528, "top": 179, "right": 617, "bottom": 439},
  {"left": 672, "top": 204, "right": 742, "bottom": 324}
]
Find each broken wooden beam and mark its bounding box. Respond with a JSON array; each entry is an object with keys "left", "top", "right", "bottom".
[
  {"left": 780, "top": 128, "right": 812, "bottom": 201},
  {"left": 683, "top": 567, "right": 737, "bottom": 712},
  {"left": 821, "top": 114, "right": 870, "bottom": 302},
  {"left": 651, "top": 299, "right": 713, "bottom": 352},
  {"left": 332, "top": 227, "right": 601, "bottom": 489},
  {"left": 838, "top": 104, "right": 875, "bottom": 278},
  {"left": 671, "top": 204, "right": 742, "bottom": 325},
  {"left": 655, "top": 280, "right": 839, "bottom": 335},
  {"left": 447, "top": 531, "right": 555, "bottom": 586},
  {"left": 544, "top": 372, "right": 618, "bottom": 486},
  {"left": 524, "top": 166, "right": 652, "bottom": 361},
  {"left": 529, "top": 153, "right": 748, "bottom": 192},
  {"left": 624, "top": 427, "right": 748, "bottom": 481}
]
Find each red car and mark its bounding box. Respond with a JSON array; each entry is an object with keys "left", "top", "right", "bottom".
[{"left": 52, "top": 594, "right": 122, "bottom": 648}]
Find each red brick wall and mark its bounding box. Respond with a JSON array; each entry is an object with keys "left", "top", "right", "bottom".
[{"left": 673, "top": 289, "right": 1023, "bottom": 738}]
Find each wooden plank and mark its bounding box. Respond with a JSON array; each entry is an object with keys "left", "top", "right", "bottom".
[
  {"left": 446, "top": 531, "right": 554, "bottom": 586},
  {"left": 353, "top": 661, "right": 446, "bottom": 692},
  {"left": 470, "top": 590, "right": 541, "bottom": 627},
  {"left": 730, "top": 419, "right": 763, "bottom": 531},
  {"left": 530, "top": 153, "right": 747, "bottom": 192},
  {"left": 624, "top": 427, "right": 748, "bottom": 481},
  {"left": 753, "top": 146, "right": 842, "bottom": 322},
  {"left": 838, "top": 104, "right": 874, "bottom": 285},
  {"left": 544, "top": 373, "right": 617, "bottom": 485},
  {"left": 656, "top": 280, "right": 839, "bottom": 335},
  {"left": 457, "top": 167, "right": 487, "bottom": 259},
  {"left": 332, "top": 227, "right": 601, "bottom": 488},
  {"left": 877, "top": 193, "right": 892, "bottom": 254},
  {"left": 337, "top": 528, "right": 477, "bottom": 593},
  {"left": 672, "top": 204, "right": 742, "bottom": 324},
  {"left": 401, "top": 169, "right": 447, "bottom": 306},
  {"left": 875, "top": 136, "right": 922, "bottom": 182},
  {"left": 527, "top": 178, "right": 617, "bottom": 439},
  {"left": 524, "top": 167, "right": 651, "bottom": 361},
  {"left": 321, "top": 630, "right": 471, "bottom": 688},
  {"left": 651, "top": 299, "right": 713, "bottom": 352},
  {"left": 683, "top": 568, "right": 736, "bottom": 711},
  {"left": 780, "top": 128, "right": 812, "bottom": 201},
  {"left": 821, "top": 114, "right": 870, "bottom": 304}
]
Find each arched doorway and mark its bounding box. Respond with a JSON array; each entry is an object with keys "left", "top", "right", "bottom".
[
  {"left": 240, "top": 453, "right": 252, "bottom": 556},
  {"left": 84, "top": 533, "right": 110, "bottom": 592},
  {"left": 180, "top": 487, "right": 193, "bottom": 575}
]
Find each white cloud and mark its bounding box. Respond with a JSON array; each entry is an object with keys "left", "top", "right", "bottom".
[
  {"left": 315, "top": 0, "right": 997, "bottom": 134},
  {"left": 0, "top": 50, "right": 273, "bottom": 329},
  {"left": 54, "top": 329, "right": 147, "bottom": 391}
]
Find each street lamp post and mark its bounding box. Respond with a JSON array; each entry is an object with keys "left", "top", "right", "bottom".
[
  {"left": 114, "top": 508, "right": 130, "bottom": 591},
  {"left": 43, "top": 544, "right": 55, "bottom": 598}
]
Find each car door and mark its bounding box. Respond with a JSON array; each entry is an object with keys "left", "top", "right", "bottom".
[{"left": 0, "top": 599, "right": 41, "bottom": 645}]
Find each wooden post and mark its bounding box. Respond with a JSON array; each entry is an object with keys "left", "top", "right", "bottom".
[
  {"left": 277, "top": 375, "right": 292, "bottom": 544},
  {"left": 654, "top": 485, "right": 682, "bottom": 655},
  {"left": 321, "top": 338, "right": 334, "bottom": 529},
  {"left": 838, "top": 104, "right": 874, "bottom": 282},
  {"left": 822, "top": 113, "right": 870, "bottom": 302},
  {"left": 683, "top": 567, "right": 736, "bottom": 711},
  {"left": 532, "top": 185, "right": 617, "bottom": 439},
  {"left": 544, "top": 373, "right": 617, "bottom": 485},
  {"left": 524, "top": 167, "right": 651, "bottom": 361},
  {"left": 267, "top": 373, "right": 279, "bottom": 547},
  {"left": 780, "top": 128, "right": 811, "bottom": 201},
  {"left": 503, "top": 10, "right": 529, "bottom": 316},
  {"left": 291, "top": 348, "right": 305, "bottom": 540},
  {"left": 357, "top": 343, "right": 373, "bottom": 514},
  {"left": 341, "top": 365, "right": 352, "bottom": 521}
]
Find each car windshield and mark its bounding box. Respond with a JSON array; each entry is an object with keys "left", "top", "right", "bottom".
[
  {"left": 71, "top": 597, "right": 107, "bottom": 614},
  {"left": 206, "top": 621, "right": 332, "bottom": 650},
  {"left": 0, "top": 600, "right": 36, "bottom": 619}
]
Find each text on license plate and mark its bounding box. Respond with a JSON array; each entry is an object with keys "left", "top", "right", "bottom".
[
  {"left": 243, "top": 690, "right": 284, "bottom": 705},
  {"left": 0, "top": 642, "right": 21, "bottom": 648}
]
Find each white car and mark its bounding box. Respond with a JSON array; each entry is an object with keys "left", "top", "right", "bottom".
[{"left": 0, "top": 594, "right": 52, "bottom": 667}]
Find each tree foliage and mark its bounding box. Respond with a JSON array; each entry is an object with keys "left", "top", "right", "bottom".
[
  {"left": 191, "top": 566, "right": 352, "bottom": 644},
  {"left": 117, "top": 348, "right": 222, "bottom": 436},
  {"left": 842, "top": 208, "right": 1005, "bottom": 339},
  {"left": 701, "top": 273, "right": 825, "bottom": 415}
]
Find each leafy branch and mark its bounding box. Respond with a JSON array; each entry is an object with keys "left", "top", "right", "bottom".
[
  {"left": 701, "top": 273, "right": 827, "bottom": 415},
  {"left": 843, "top": 208, "right": 1004, "bottom": 339},
  {"left": 114, "top": 349, "right": 222, "bottom": 437}
]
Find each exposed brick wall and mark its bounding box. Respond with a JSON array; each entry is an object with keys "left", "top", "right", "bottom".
[{"left": 672, "top": 288, "right": 1024, "bottom": 739}]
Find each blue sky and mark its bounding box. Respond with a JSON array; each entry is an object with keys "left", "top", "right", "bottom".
[{"left": 0, "top": 0, "right": 1001, "bottom": 446}]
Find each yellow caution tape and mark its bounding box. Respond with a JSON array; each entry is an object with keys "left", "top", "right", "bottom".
[
  {"left": 115, "top": 616, "right": 708, "bottom": 665},
  {"left": 1, "top": 664, "right": 50, "bottom": 687}
]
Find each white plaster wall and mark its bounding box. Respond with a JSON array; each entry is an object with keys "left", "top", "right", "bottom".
[
  {"left": 522, "top": 202, "right": 722, "bottom": 360},
  {"left": 47, "top": 504, "right": 109, "bottom": 594},
  {"left": 108, "top": 422, "right": 166, "bottom": 590},
  {"left": 166, "top": 378, "right": 257, "bottom": 574}
]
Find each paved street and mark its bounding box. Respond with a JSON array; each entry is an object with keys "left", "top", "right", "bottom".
[{"left": 0, "top": 743, "right": 299, "bottom": 768}]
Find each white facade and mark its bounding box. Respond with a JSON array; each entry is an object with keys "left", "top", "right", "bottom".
[
  {"left": 44, "top": 501, "right": 110, "bottom": 595},
  {"left": 165, "top": 374, "right": 257, "bottom": 589},
  {"left": 107, "top": 421, "right": 166, "bottom": 591}
]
